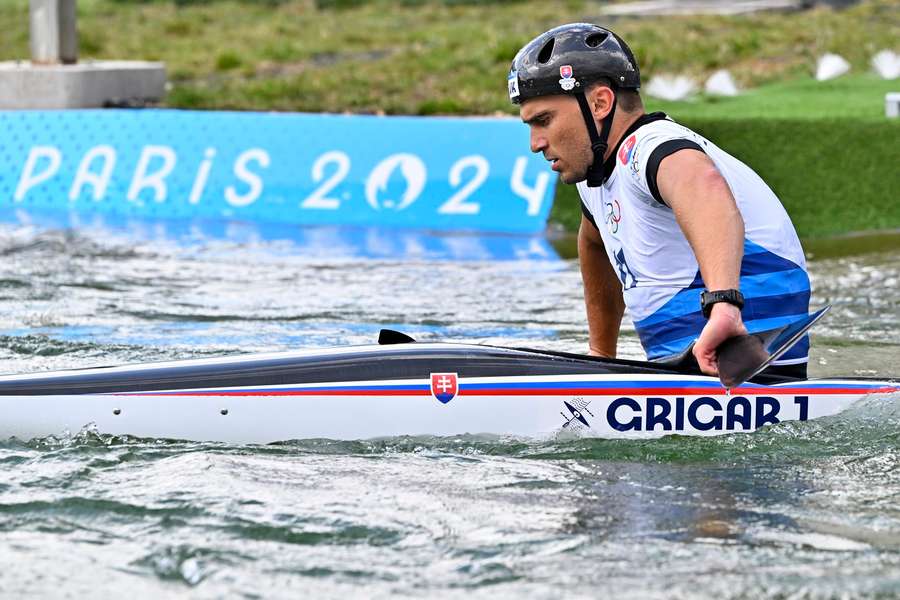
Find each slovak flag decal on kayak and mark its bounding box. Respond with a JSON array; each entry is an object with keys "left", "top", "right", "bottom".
[{"left": 430, "top": 373, "right": 459, "bottom": 404}]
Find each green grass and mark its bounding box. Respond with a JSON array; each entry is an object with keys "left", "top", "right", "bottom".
[
  {"left": 1, "top": 0, "right": 897, "bottom": 115},
  {"left": 645, "top": 75, "right": 900, "bottom": 121}
]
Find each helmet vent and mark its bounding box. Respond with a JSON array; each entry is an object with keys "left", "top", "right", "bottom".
[
  {"left": 585, "top": 32, "right": 608, "bottom": 48},
  {"left": 537, "top": 38, "right": 555, "bottom": 64}
]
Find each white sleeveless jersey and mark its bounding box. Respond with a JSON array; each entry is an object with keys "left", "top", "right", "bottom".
[{"left": 577, "top": 115, "right": 810, "bottom": 364}]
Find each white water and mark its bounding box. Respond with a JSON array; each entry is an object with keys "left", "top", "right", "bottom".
[{"left": 0, "top": 224, "right": 898, "bottom": 598}]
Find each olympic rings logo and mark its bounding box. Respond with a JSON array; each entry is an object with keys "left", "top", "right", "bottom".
[{"left": 605, "top": 200, "right": 622, "bottom": 234}]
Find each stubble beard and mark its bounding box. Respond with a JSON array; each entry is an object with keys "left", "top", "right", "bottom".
[
  {"left": 560, "top": 163, "right": 589, "bottom": 185},
  {"left": 560, "top": 144, "right": 594, "bottom": 185}
]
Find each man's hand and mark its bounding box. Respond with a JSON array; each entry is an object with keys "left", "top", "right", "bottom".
[{"left": 693, "top": 302, "right": 747, "bottom": 375}]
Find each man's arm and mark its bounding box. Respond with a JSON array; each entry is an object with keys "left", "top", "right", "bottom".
[
  {"left": 655, "top": 149, "right": 747, "bottom": 375},
  {"left": 578, "top": 214, "right": 626, "bottom": 357}
]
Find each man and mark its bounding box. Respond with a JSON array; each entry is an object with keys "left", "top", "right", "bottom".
[{"left": 508, "top": 23, "right": 810, "bottom": 378}]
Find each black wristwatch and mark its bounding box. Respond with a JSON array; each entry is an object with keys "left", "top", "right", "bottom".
[{"left": 700, "top": 289, "right": 744, "bottom": 319}]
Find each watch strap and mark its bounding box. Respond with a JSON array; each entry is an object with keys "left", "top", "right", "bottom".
[{"left": 700, "top": 289, "right": 745, "bottom": 319}]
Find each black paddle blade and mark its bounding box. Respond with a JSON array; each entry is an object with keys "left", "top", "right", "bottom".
[
  {"left": 716, "top": 334, "right": 769, "bottom": 388},
  {"left": 652, "top": 342, "right": 699, "bottom": 372},
  {"left": 378, "top": 329, "right": 416, "bottom": 345},
  {"left": 717, "top": 306, "right": 831, "bottom": 388}
]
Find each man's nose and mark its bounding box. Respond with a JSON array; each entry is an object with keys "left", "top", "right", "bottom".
[{"left": 530, "top": 130, "right": 547, "bottom": 154}]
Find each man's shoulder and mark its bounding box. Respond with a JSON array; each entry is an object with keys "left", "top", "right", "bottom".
[
  {"left": 616, "top": 117, "right": 712, "bottom": 176},
  {"left": 615, "top": 118, "right": 691, "bottom": 170},
  {"left": 630, "top": 116, "right": 701, "bottom": 146}
]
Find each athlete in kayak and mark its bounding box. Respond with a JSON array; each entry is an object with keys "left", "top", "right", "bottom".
[{"left": 508, "top": 23, "right": 810, "bottom": 378}]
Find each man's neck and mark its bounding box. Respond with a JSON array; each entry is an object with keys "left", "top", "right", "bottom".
[{"left": 602, "top": 110, "right": 643, "bottom": 163}]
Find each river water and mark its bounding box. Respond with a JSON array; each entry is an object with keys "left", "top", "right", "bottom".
[{"left": 0, "top": 223, "right": 898, "bottom": 598}]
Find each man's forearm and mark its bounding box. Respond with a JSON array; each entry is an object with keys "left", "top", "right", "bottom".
[
  {"left": 676, "top": 195, "right": 743, "bottom": 291},
  {"left": 578, "top": 221, "right": 626, "bottom": 357},
  {"left": 658, "top": 150, "right": 747, "bottom": 375}
]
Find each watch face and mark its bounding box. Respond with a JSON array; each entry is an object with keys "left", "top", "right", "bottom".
[{"left": 701, "top": 290, "right": 744, "bottom": 318}]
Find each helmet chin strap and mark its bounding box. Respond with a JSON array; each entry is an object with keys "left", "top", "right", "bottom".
[{"left": 575, "top": 91, "right": 618, "bottom": 187}]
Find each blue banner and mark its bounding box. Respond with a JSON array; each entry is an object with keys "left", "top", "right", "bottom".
[{"left": 0, "top": 110, "right": 557, "bottom": 234}]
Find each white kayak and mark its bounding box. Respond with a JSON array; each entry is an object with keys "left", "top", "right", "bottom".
[{"left": 0, "top": 335, "right": 896, "bottom": 443}]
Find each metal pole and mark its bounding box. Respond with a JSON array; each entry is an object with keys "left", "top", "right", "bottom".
[
  {"left": 29, "top": 0, "right": 78, "bottom": 65},
  {"left": 59, "top": 0, "right": 78, "bottom": 64},
  {"left": 30, "top": 0, "right": 59, "bottom": 64}
]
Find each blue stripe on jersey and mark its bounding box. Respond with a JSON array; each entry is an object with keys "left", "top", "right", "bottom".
[
  {"left": 637, "top": 291, "right": 810, "bottom": 357},
  {"left": 648, "top": 324, "right": 810, "bottom": 362},
  {"left": 636, "top": 268, "right": 811, "bottom": 328},
  {"left": 741, "top": 239, "right": 803, "bottom": 275},
  {"left": 634, "top": 239, "right": 810, "bottom": 360}
]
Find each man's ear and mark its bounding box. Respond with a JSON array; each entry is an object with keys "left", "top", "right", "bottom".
[{"left": 587, "top": 85, "right": 615, "bottom": 121}]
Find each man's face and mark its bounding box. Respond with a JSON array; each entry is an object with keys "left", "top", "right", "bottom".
[{"left": 520, "top": 95, "right": 593, "bottom": 184}]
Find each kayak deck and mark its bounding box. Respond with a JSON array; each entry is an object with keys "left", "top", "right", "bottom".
[{"left": 0, "top": 342, "right": 896, "bottom": 442}]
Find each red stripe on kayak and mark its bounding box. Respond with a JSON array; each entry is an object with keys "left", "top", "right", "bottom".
[
  {"left": 113, "top": 385, "right": 898, "bottom": 397},
  {"left": 115, "top": 389, "right": 428, "bottom": 397}
]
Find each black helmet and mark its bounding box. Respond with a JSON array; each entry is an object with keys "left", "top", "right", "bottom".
[
  {"left": 508, "top": 23, "right": 640, "bottom": 105},
  {"left": 508, "top": 23, "right": 641, "bottom": 187}
]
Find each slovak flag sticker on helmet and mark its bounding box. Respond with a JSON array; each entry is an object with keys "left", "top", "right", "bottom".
[
  {"left": 430, "top": 373, "right": 459, "bottom": 404},
  {"left": 508, "top": 71, "right": 520, "bottom": 100},
  {"left": 559, "top": 65, "right": 576, "bottom": 91}
]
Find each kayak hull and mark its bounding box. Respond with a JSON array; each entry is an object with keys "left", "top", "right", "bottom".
[
  {"left": 0, "top": 376, "right": 897, "bottom": 443},
  {"left": 0, "top": 342, "right": 896, "bottom": 443}
]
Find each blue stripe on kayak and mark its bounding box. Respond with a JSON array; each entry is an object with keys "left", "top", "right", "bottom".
[
  {"left": 463, "top": 380, "right": 877, "bottom": 391},
  {"left": 460, "top": 380, "right": 718, "bottom": 390}
]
